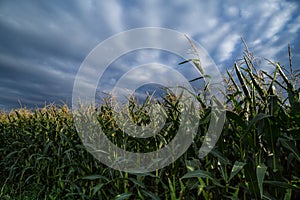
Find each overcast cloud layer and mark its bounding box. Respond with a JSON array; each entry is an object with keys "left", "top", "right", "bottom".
[{"left": 0, "top": 0, "right": 299, "bottom": 110}]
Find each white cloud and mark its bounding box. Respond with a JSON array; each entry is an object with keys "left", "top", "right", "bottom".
[
  {"left": 263, "top": 7, "right": 295, "bottom": 40},
  {"left": 217, "top": 33, "right": 240, "bottom": 62},
  {"left": 288, "top": 15, "right": 300, "bottom": 34},
  {"left": 199, "top": 23, "right": 231, "bottom": 52},
  {"left": 136, "top": 50, "right": 161, "bottom": 64},
  {"left": 227, "top": 6, "right": 239, "bottom": 17},
  {"left": 99, "top": 0, "right": 124, "bottom": 33}
]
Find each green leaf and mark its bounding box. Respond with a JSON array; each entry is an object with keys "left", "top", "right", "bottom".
[
  {"left": 210, "top": 149, "right": 231, "bottom": 165},
  {"left": 246, "top": 66, "right": 267, "bottom": 101},
  {"left": 279, "top": 138, "right": 300, "bottom": 162},
  {"left": 276, "top": 63, "right": 293, "bottom": 90},
  {"left": 42, "top": 141, "right": 53, "bottom": 155},
  {"left": 81, "top": 175, "right": 101, "bottom": 180},
  {"left": 132, "top": 172, "right": 158, "bottom": 178},
  {"left": 227, "top": 68, "right": 241, "bottom": 93},
  {"left": 247, "top": 113, "right": 271, "bottom": 131},
  {"left": 181, "top": 169, "right": 223, "bottom": 187},
  {"left": 168, "top": 178, "right": 176, "bottom": 200},
  {"left": 128, "top": 177, "right": 145, "bottom": 188},
  {"left": 141, "top": 190, "right": 160, "bottom": 200},
  {"left": 81, "top": 175, "right": 109, "bottom": 181},
  {"left": 189, "top": 75, "right": 211, "bottom": 82},
  {"left": 185, "top": 159, "right": 201, "bottom": 171},
  {"left": 226, "top": 110, "right": 247, "bottom": 130},
  {"left": 181, "top": 169, "right": 212, "bottom": 179},
  {"left": 92, "top": 183, "right": 104, "bottom": 195},
  {"left": 264, "top": 181, "right": 298, "bottom": 189},
  {"left": 284, "top": 189, "right": 292, "bottom": 200},
  {"left": 235, "top": 63, "right": 251, "bottom": 100},
  {"left": 114, "top": 193, "right": 132, "bottom": 200},
  {"left": 178, "top": 59, "right": 193, "bottom": 65},
  {"left": 257, "top": 164, "right": 267, "bottom": 198},
  {"left": 229, "top": 161, "right": 246, "bottom": 181}
]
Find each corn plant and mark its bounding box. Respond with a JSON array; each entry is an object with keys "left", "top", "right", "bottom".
[{"left": 1, "top": 42, "right": 300, "bottom": 199}]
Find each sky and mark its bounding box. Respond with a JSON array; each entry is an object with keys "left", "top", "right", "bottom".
[{"left": 0, "top": 0, "right": 300, "bottom": 111}]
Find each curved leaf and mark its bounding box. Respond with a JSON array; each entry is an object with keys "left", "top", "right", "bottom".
[
  {"left": 181, "top": 169, "right": 223, "bottom": 187},
  {"left": 247, "top": 113, "right": 271, "bottom": 131},
  {"left": 229, "top": 161, "right": 246, "bottom": 181},
  {"left": 257, "top": 164, "right": 267, "bottom": 198}
]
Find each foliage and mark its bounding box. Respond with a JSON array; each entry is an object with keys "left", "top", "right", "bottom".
[{"left": 0, "top": 43, "right": 300, "bottom": 199}]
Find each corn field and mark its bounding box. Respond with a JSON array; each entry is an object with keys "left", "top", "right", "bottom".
[{"left": 0, "top": 45, "right": 300, "bottom": 199}]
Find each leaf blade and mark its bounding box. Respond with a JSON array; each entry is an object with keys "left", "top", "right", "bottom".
[{"left": 229, "top": 161, "right": 246, "bottom": 181}]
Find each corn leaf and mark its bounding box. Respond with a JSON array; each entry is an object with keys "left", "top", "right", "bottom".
[
  {"left": 247, "top": 113, "right": 271, "bottom": 131},
  {"left": 181, "top": 169, "right": 223, "bottom": 187},
  {"left": 229, "top": 161, "right": 246, "bottom": 181},
  {"left": 279, "top": 138, "right": 300, "bottom": 162},
  {"left": 114, "top": 193, "right": 132, "bottom": 200},
  {"left": 257, "top": 164, "right": 267, "bottom": 199}
]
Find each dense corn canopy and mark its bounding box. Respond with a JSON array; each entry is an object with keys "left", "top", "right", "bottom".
[{"left": 0, "top": 46, "right": 299, "bottom": 199}]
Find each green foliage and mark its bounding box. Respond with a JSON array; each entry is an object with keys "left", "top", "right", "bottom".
[{"left": 1, "top": 43, "right": 300, "bottom": 199}]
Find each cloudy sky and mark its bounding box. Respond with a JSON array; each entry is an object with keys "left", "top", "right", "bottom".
[{"left": 0, "top": 0, "right": 299, "bottom": 110}]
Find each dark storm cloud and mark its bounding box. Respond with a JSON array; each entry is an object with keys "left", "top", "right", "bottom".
[{"left": 0, "top": 0, "right": 114, "bottom": 110}]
